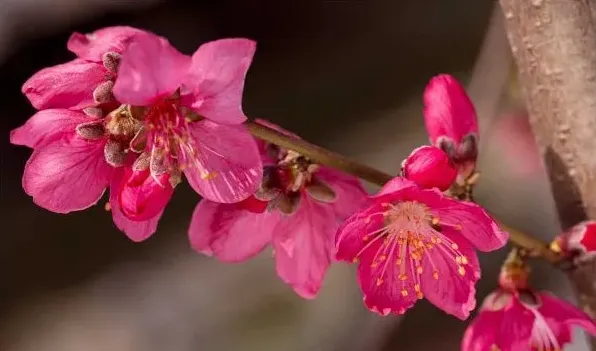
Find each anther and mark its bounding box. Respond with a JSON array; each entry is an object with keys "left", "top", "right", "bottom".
[
  {"left": 82, "top": 107, "right": 104, "bottom": 119},
  {"left": 93, "top": 81, "right": 115, "bottom": 104},
  {"left": 104, "top": 202, "right": 111, "bottom": 211},
  {"left": 76, "top": 121, "right": 105, "bottom": 140},
  {"left": 451, "top": 243, "right": 459, "bottom": 250},
  {"left": 401, "top": 289, "right": 409, "bottom": 297},
  {"left": 376, "top": 278, "right": 383, "bottom": 286},
  {"left": 433, "top": 271, "right": 439, "bottom": 280},
  {"left": 458, "top": 266, "right": 466, "bottom": 276},
  {"left": 417, "top": 266, "right": 423, "bottom": 274},
  {"left": 461, "top": 256, "right": 469, "bottom": 265},
  {"left": 104, "top": 139, "right": 126, "bottom": 167},
  {"left": 102, "top": 52, "right": 121, "bottom": 73},
  {"left": 416, "top": 292, "right": 424, "bottom": 299}
]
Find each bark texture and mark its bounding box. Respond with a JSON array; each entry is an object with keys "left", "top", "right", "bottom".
[{"left": 499, "top": 0, "right": 596, "bottom": 347}]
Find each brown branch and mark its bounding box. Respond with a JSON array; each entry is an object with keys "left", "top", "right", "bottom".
[
  {"left": 499, "top": 0, "right": 596, "bottom": 346},
  {"left": 246, "top": 120, "right": 560, "bottom": 264}
]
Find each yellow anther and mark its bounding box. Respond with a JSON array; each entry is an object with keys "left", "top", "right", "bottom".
[
  {"left": 417, "top": 291, "right": 424, "bottom": 299},
  {"left": 431, "top": 217, "right": 439, "bottom": 225},
  {"left": 376, "top": 278, "right": 383, "bottom": 286},
  {"left": 352, "top": 258, "right": 359, "bottom": 263},
  {"left": 401, "top": 289, "right": 409, "bottom": 297},
  {"left": 399, "top": 274, "right": 408, "bottom": 281},
  {"left": 433, "top": 271, "right": 439, "bottom": 280},
  {"left": 456, "top": 256, "right": 462, "bottom": 264},
  {"left": 379, "top": 255, "right": 387, "bottom": 261},
  {"left": 104, "top": 202, "right": 111, "bottom": 211},
  {"left": 396, "top": 258, "right": 402, "bottom": 265},
  {"left": 455, "top": 224, "right": 463, "bottom": 231},
  {"left": 435, "top": 238, "right": 442, "bottom": 244},
  {"left": 461, "top": 256, "right": 469, "bottom": 265},
  {"left": 458, "top": 266, "right": 466, "bottom": 276},
  {"left": 414, "top": 284, "right": 421, "bottom": 292},
  {"left": 451, "top": 243, "right": 459, "bottom": 250},
  {"left": 417, "top": 266, "right": 423, "bottom": 274},
  {"left": 201, "top": 171, "right": 218, "bottom": 180}
]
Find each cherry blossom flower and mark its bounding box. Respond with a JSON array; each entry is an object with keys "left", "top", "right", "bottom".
[
  {"left": 423, "top": 74, "right": 479, "bottom": 180},
  {"left": 188, "top": 120, "right": 368, "bottom": 298},
  {"left": 552, "top": 220, "right": 596, "bottom": 264},
  {"left": 335, "top": 177, "right": 507, "bottom": 319},
  {"left": 401, "top": 145, "right": 458, "bottom": 191},
  {"left": 463, "top": 252, "right": 596, "bottom": 351},
  {"left": 22, "top": 26, "right": 142, "bottom": 110},
  {"left": 112, "top": 31, "right": 262, "bottom": 207}
]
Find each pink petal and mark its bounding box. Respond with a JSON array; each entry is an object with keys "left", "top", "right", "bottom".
[
  {"left": 420, "top": 228, "right": 480, "bottom": 320},
  {"left": 273, "top": 196, "right": 336, "bottom": 299},
  {"left": 117, "top": 168, "right": 174, "bottom": 222},
  {"left": 182, "top": 120, "right": 263, "bottom": 203},
  {"left": 22, "top": 59, "right": 108, "bottom": 110},
  {"left": 356, "top": 239, "right": 418, "bottom": 316},
  {"left": 402, "top": 145, "right": 457, "bottom": 191},
  {"left": 423, "top": 74, "right": 478, "bottom": 145},
  {"left": 188, "top": 200, "right": 278, "bottom": 262},
  {"left": 182, "top": 38, "right": 256, "bottom": 125},
  {"left": 425, "top": 191, "right": 508, "bottom": 252},
  {"left": 372, "top": 177, "right": 419, "bottom": 199},
  {"left": 335, "top": 203, "right": 385, "bottom": 262},
  {"left": 68, "top": 26, "right": 145, "bottom": 62},
  {"left": 10, "top": 109, "right": 91, "bottom": 148},
  {"left": 109, "top": 168, "right": 162, "bottom": 242},
  {"left": 22, "top": 137, "right": 112, "bottom": 213},
  {"left": 314, "top": 167, "right": 368, "bottom": 219},
  {"left": 464, "top": 292, "right": 535, "bottom": 351},
  {"left": 538, "top": 292, "right": 596, "bottom": 339},
  {"left": 113, "top": 32, "right": 190, "bottom": 106}
]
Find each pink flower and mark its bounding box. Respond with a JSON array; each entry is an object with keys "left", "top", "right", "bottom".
[
  {"left": 112, "top": 31, "right": 262, "bottom": 205},
  {"left": 335, "top": 177, "right": 507, "bottom": 319},
  {"left": 10, "top": 107, "right": 164, "bottom": 241},
  {"left": 402, "top": 145, "right": 457, "bottom": 191},
  {"left": 463, "top": 291, "right": 596, "bottom": 351},
  {"left": 423, "top": 74, "right": 479, "bottom": 179},
  {"left": 188, "top": 120, "right": 368, "bottom": 298},
  {"left": 22, "top": 26, "right": 141, "bottom": 110},
  {"left": 552, "top": 220, "right": 596, "bottom": 263}
]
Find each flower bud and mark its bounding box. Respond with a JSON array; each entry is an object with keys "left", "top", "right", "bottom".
[
  {"left": 402, "top": 145, "right": 457, "bottom": 191},
  {"left": 552, "top": 221, "right": 596, "bottom": 260},
  {"left": 423, "top": 74, "right": 479, "bottom": 178},
  {"left": 118, "top": 167, "right": 174, "bottom": 221}
]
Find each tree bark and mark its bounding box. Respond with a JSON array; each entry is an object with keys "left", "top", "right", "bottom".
[{"left": 499, "top": 0, "right": 596, "bottom": 347}]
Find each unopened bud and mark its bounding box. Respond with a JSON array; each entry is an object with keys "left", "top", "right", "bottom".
[
  {"left": 423, "top": 74, "right": 479, "bottom": 178},
  {"left": 402, "top": 145, "right": 457, "bottom": 191}
]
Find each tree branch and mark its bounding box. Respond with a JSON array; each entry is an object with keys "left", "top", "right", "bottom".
[{"left": 499, "top": 0, "right": 596, "bottom": 346}]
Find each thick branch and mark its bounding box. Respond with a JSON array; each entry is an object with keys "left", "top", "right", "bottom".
[{"left": 499, "top": 0, "right": 596, "bottom": 344}]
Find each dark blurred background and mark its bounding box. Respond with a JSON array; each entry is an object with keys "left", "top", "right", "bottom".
[{"left": 0, "top": 0, "right": 590, "bottom": 350}]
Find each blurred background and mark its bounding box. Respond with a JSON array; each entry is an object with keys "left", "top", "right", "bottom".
[{"left": 0, "top": 0, "right": 591, "bottom": 350}]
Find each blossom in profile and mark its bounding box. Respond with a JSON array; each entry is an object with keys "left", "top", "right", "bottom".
[
  {"left": 551, "top": 220, "right": 596, "bottom": 264},
  {"left": 188, "top": 120, "right": 368, "bottom": 298},
  {"left": 462, "top": 252, "right": 596, "bottom": 351},
  {"left": 423, "top": 74, "right": 479, "bottom": 180},
  {"left": 335, "top": 177, "right": 507, "bottom": 319}
]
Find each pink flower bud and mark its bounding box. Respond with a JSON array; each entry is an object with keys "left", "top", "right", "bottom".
[
  {"left": 402, "top": 146, "right": 457, "bottom": 191},
  {"left": 423, "top": 74, "right": 479, "bottom": 178},
  {"left": 553, "top": 220, "right": 596, "bottom": 261},
  {"left": 118, "top": 167, "right": 174, "bottom": 221}
]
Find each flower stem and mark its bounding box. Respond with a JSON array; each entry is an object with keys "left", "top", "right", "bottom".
[{"left": 246, "top": 120, "right": 562, "bottom": 264}]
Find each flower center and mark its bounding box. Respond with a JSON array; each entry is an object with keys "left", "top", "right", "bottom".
[{"left": 354, "top": 201, "right": 470, "bottom": 300}]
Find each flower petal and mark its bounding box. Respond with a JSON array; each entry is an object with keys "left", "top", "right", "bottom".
[
  {"left": 315, "top": 167, "right": 368, "bottom": 219},
  {"left": 497, "top": 299, "right": 536, "bottom": 351},
  {"left": 356, "top": 239, "right": 418, "bottom": 316},
  {"left": 273, "top": 196, "right": 336, "bottom": 299},
  {"left": 538, "top": 292, "right": 596, "bottom": 340},
  {"left": 426, "top": 191, "right": 508, "bottom": 251},
  {"left": 68, "top": 26, "right": 145, "bottom": 62},
  {"left": 462, "top": 309, "right": 505, "bottom": 351},
  {"left": 372, "top": 177, "right": 419, "bottom": 199},
  {"left": 182, "top": 38, "right": 256, "bottom": 125},
  {"left": 188, "top": 200, "right": 278, "bottom": 261},
  {"left": 420, "top": 228, "right": 480, "bottom": 320},
  {"left": 335, "top": 203, "right": 385, "bottom": 262},
  {"left": 182, "top": 120, "right": 263, "bottom": 203},
  {"left": 109, "top": 168, "right": 162, "bottom": 242},
  {"left": 10, "top": 109, "right": 92, "bottom": 149},
  {"left": 22, "top": 137, "right": 112, "bottom": 213},
  {"left": 22, "top": 59, "right": 108, "bottom": 110},
  {"left": 113, "top": 32, "right": 190, "bottom": 106}
]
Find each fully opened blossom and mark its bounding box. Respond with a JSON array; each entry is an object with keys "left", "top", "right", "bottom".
[
  {"left": 12, "top": 26, "right": 263, "bottom": 242},
  {"left": 112, "top": 31, "right": 262, "bottom": 212},
  {"left": 463, "top": 253, "right": 596, "bottom": 351},
  {"left": 335, "top": 177, "right": 507, "bottom": 319},
  {"left": 423, "top": 74, "right": 479, "bottom": 180},
  {"left": 189, "top": 120, "right": 368, "bottom": 298}
]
